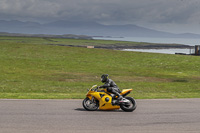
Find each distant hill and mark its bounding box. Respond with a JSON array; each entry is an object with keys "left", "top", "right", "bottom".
[
  {"left": 0, "top": 32, "right": 92, "bottom": 40},
  {"left": 1, "top": 20, "right": 200, "bottom": 38}
]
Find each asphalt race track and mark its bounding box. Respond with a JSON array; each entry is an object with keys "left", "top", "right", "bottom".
[{"left": 0, "top": 99, "right": 200, "bottom": 133}]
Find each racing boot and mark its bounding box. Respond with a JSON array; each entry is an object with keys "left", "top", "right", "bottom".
[{"left": 114, "top": 92, "right": 123, "bottom": 102}]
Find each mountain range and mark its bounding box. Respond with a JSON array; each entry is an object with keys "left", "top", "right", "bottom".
[{"left": 0, "top": 20, "right": 200, "bottom": 38}]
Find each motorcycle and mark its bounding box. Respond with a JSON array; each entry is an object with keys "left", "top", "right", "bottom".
[{"left": 82, "top": 85, "right": 136, "bottom": 112}]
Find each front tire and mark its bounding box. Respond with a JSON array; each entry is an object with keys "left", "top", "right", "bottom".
[
  {"left": 120, "top": 97, "right": 137, "bottom": 112},
  {"left": 82, "top": 97, "right": 99, "bottom": 111}
]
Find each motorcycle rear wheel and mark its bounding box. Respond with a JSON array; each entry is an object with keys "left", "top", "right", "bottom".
[
  {"left": 120, "top": 97, "right": 136, "bottom": 112},
  {"left": 82, "top": 97, "right": 99, "bottom": 111}
]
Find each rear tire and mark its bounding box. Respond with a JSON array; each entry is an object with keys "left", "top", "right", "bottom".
[
  {"left": 82, "top": 97, "right": 99, "bottom": 111},
  {"left": 120, "top": 97, "right": 136, "bottom": 112}
]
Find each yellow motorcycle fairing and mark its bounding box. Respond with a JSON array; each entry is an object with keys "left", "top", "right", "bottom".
[
  {"left": 120, "top": 89, "right": 133, "bottom": 96},
  {"left": 99, "top": 89, "right": 133, "bottom": 110},
  {"left": 85, "top": 85, "right": 133, "bottom": 110},
  {"left": 99, "top": 92, "right": 120, "bottom": 110},
  {"left": 86, "top": 86, "right": 120, "bottom": 110}
]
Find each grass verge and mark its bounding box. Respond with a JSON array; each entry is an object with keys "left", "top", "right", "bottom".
[{"left": 0, "top": 36, "right": 200, "bottom": 99}]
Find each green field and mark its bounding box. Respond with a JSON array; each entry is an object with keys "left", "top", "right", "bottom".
[{"left": 0, "top": 36, "right": 200, "bottom": 99}]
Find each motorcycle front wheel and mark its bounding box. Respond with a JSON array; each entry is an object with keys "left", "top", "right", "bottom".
[
  {"left": 120, "top": 97, "right": 137, "bottom": 112},
  {"left": 82, "top": 97, "right": 99, "bottom": 111}
]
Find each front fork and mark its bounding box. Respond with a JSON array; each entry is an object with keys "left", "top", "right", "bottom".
[
  {"left": 88, "top": 96, "right": 97, "bottom": 104},
  {"left": 90, "top": 96, "right": 95, "bottom": 103}
]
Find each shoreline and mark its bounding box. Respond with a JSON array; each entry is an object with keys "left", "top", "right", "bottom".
[
  {"left": 94, "top": 44, "right": 191, "bottom": 50},
  {"left": 0, "top": 35, "right": 192, "bottom": 50},
  {"left": 47, "top": 43, "right": 192, "bottom": 50}
]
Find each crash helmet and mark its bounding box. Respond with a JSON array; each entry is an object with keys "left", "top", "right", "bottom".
[{"left": 101, "top": 74, "right": 109, "bottom": 83}]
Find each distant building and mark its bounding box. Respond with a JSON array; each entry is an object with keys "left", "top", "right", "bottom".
[
  {"left": 87, "top": 46, "right": 94, "bottom": 49},
  {"left": 194, "top": 45, "right": 200, "bottom": 55}
]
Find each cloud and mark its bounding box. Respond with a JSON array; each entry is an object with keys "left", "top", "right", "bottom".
[{"left": 0, "top": 0, "right": 200, "bottom": 26}]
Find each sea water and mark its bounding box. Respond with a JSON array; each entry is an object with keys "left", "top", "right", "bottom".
[
  {"left": 93, "top": 37, "right": 200, "bottom": 54},
  {"left": 122, "top": 48, "right": 192, "bottom": 54}
]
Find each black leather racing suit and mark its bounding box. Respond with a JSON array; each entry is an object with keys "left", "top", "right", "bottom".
[{"left": 99, "top": 78, "right": 121, "bottom": 98}]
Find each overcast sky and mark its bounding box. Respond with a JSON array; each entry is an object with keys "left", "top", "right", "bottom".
[{"left": 0, "top": 0, "right": 200, "bottom": 34}]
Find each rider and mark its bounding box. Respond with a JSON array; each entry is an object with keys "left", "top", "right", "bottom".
[{"left": 99, "top": 74, "right": 123, "bottom": 101}]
